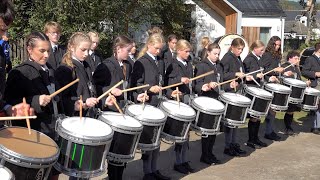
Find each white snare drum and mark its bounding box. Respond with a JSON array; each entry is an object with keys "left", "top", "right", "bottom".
[
  {"left": 244, "top": 86, "right": 273, "bottom": 117},
  {"left": 264, "top": 83, "right": 292, "bottom": 111},
  {"left": 0, "top": 165, "right": 14, "bottom": 180},
  {"left": 55, "top": 117, "right": 113, "bottom": 178},
  {"left": 219, "top": 93, "right": 251, "bottom": 127},
  {"left": 159, "top": 100, "right": 196, "bottom": 143},
  {"left": 191, "top": 96, "right": 225, "bottom": 135},
  {"left": 283, "top": 78, "right": 307, "bottom": 104},
  {"left": 302, "top": 87, "right": 320, "bottom": 111},
  {"left": 126, "top": 104, "right": 167, "bottom": 151},
  {"left": 0, "top": 127, "right": 59, "bottom": 180},
  {"left": 99, "top": 112, "right": 143, "bottom": 164}
]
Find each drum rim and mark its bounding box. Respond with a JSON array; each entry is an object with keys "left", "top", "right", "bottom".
[
  {"left": 56, "top": 118, "right": 114, "bottom": 144},
  {"left": 304, "top": 87, "right": 320, "bottom": 96},
  {"left": 54, "top": 162, "right": 106, "bottom": 178},
  {"left": 191, "top": 97, "right": 225, "bottom": 114},
  {"left": 0, "top": 126, "right": 59, "bottom": 167},
  {"left": 159, "top": 100, "right": 196, "bottom": 120},
  {"left": 99, "top": 112, "right": 143, "bottom": 131},
  {"left": 125, "top": 104, "right": 167, "bottom": 124},
  {"left": 219, "top": 92, "right": 252, "bottom": 106},
  {"left": 245, "top": 86, "right": 273, "bottom": 99},
  {"left": 0, "top": 165, "right": 14, "bottom": 180},
  {"left": 265, "top": 83, "right": 292, "bottom": 94},
  {"left": 283, "top": 78, "right": 307, "bottom": 88}
]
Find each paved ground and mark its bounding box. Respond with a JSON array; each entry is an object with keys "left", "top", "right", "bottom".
[{"left": 59, "top": 113, "right": 320, "bottom": 180}]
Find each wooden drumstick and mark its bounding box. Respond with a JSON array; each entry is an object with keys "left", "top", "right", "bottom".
[
  {"left": 79, "top": 95, "right": 83, "bottom": 121},
  {"left": 109, "top": 93, "right": 124, "bottom": 115},
  {"left": 161, "top": 71, "right": 214, "bottom": 90},
  {"left": 142, "top": 90, "right": 147, "bottom": 110},
  {"left": 262, "top": 69, "right": 275, "bottom": 76},
  {"left": 217, "top": 77, "right": 239, "bottom": 86},
  {"left": 176, "top": 87, "right": 180, "bottom": 108},
  {"left": 97, "top": 80, "right": 124, "bottom": 101},
  {"left": 49, "top": 78, "right": 79, "bottom": 98},
  {"left": 22, "top": 97, "right": 31, "bottom": 135},
  {"left": 122, "top": 84, "right": 150, "bottom": 93},
  {"left": 0, "top": 116, "right": 37, "bottom": 121}
]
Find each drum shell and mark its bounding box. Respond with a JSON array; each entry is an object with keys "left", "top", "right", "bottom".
[
  {"left": 302, "top": 87, "right": 320, "bottom": 111},
  {"left": 283, "top": 78, "right": 307, "bottom": 104},
  {"left": 244, "top": 86, "right": 273, "bottom": 117},
  {"left": 0, "top": 166, "right": 14, "bottom": 180},
  {"left": 264, "top": 83, "right": 291, "bottom": 111}
]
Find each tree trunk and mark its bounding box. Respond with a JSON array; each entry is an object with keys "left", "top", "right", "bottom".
[{"left": 305, "top": 0, "right": 316, "bottom": 46}]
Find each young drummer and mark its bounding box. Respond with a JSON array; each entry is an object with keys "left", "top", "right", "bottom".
[
  {"left": 131, "top": 33, "right": 170, "bottom": 180},
  {"left": 162, "top": 34, "right": 178, "bottom": 70},
  {"left": 164, "top": 39, "right": 195, "bottom": 174},
  {"left": 259, "top": 36, "right": 284, "bottom": 141},
  {"left": 243, "top": 40, "right": 268, "bottom": 149},
  {"left": 220, "top": 38, "right": 245, "bottom": 157},
  {"left": 86, "top": 31, "right": 102, "bottom": 73},
  {"left": 194, "top": 42, "right": 224, "bottom": 165}
]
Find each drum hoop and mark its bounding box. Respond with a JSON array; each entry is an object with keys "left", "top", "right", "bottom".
[
  {"left": 304, "top": 88, "right": 320, "bottom": 96},
  {"left": 219, "top": 96, "right": 251, "bottom": 107},
  {"left": 125, "top": 104, "right": 167, "bottom": 124},
  {"left": 56, "top": 119, "right": 114, "bottom": 145},
  {"left": 54, "top": 162, "right": 106, "bottom": 178},
  {"left": 283, "top": 78, "right": 307, "bottom": 88},
  {"left": 99, "top": 112, "right": 143, "bottom": 132},
  {"left": 245, "top": 86, "right": 273, "bottom": 100},
  {"left": 0, "top": 127, "right": 59, "bottom": 167},
  {"left": 159, "top": 100, "right": 196, "bottom": 120},
  {"left": 265, "top": 83, "right": 292, "bottom": 94},
  {"left": 191, "top": 97, "right": 225, "bottom": 114},
  {"left": 0, "top": 165, "right": 14, "bottom": 180}
]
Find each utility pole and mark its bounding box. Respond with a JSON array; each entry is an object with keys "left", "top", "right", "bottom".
[{"left": 303, "top": 0, "right": 317, "bottom": 46}]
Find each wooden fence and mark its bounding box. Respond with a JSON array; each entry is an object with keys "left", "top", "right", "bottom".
[{"left": 9, "top": 38, "right": 27, "bottom": 66}]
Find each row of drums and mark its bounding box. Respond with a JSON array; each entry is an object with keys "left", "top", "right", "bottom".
[{"left": 1, "top": 78, "right": 320, "bottom": 179}]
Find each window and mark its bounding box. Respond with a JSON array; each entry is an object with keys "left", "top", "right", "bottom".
[{"left": 260, "top": 27, "right": 271, "bottom": 45}]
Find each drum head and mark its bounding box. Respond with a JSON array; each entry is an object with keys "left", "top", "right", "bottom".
[
  {"left": 283, "top": 78, "right": 307, "bottom": 88},
  {"left": 305, "top": 87, "right": 320, "bottom": 95},
  {"left": 0, "top": 166, "right": 12, "bottom": 180},
  {"left": 160, "top": 100, "right": 196, "bottom": 119},
  {"left": 192, "top": 96, "right": 225, "bottom": 113},
  {"left": 265, "top": 83, "right": 292, "bottom": 94},
  {"left": 246, "top": 86, "right": 273, "bottom": 99},
  {"left": 215, "top": 34, "right": 249, "bottom": 60},
  {"left": 61, "top": 117, "right": 113, "bottom": 137},
  {"left": 126, "top": 104, "right": 167, "bottom": 123},
  {"left": 0, "top": 127, "right": 59, "bottom": 161},
  {"left": 100, "top": 112, "right": 143, "bottom": 131},
  {"left": 220, "top": 92, "right": 251, "bottom": 106}
]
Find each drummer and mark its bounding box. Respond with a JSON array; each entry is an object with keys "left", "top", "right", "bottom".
[
  {"left": 220, "top": 38, "right": 245, "bottom": 157},
  {"left": 164, "top": 39, "right": 195, "bottom": 174},
  {"left": 194, "top": 42, "right": 224, "bottom": 164},
  {"left": 131, "top": 33, "right": 170, "bottom": 180},
  {"left": 243, "top": 40, "right": 268, "bottom": 149},
  {"left": 259, "top": 36, "right": 284, "bottom": 141},
  {"left": 301, "top": 42, "right": 320, "bottom": 135}
]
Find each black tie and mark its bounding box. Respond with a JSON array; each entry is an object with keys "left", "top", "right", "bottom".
[
  {"left": 91, "top": 53, "right": 95, "bottom": 62},
  {"left": 53, "top": 46, "right": 57, "bottom": 53}
]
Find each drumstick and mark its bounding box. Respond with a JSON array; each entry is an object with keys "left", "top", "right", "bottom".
[
  {"left": 283, "top": 60, "right": 300, "bottom": 71},
  {"left": 109, "top": 93, "right": 124, "bottom": 115},
  {"left": 22, "top": 97, "right": 31, "bottom": 135},
  {"left": 97, "top": 80, "right": 124, "bottom": 101},
  {"left": 161, "top": 71, "right": 214, "bottom": 90},
  {"left": 262, "top": 69, "right": 275, "bottom": 76},
  {"left": 176, "top": 87, "right": 180, "bottom": 108},
  {"left": 49, "top": 78, "right": 79, "bottom": 98},
  {"left": 217, "top": 77, "right": 239, "bottom": 86},
  {"left": 243, "top": 68, "right": 264, "bottom": 77},
  {"left": 79, "top": 95, "right": 83, "bottom": 121},
  {"left": 0, "top": 116, "right": 37, "bottom": 121},
  {"left": 142, "top": 90, "right": 147, "bottom": 111},
  {"left": 121, "top": 84, "right": 150, "bottom": 93}
]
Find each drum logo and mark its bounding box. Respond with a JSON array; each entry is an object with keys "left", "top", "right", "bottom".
[{"left": 36, "top": 168, "right": 45, "bottom": 180}]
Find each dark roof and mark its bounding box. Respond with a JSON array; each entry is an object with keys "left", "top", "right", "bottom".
[
  {"left": 284, "top": 21, "right": 308, "bottom": 34},
  {"left": 285, "top": 10, "right": 320, "bottom": 21},
  {"left": 227, "top": 0, "right": 286, "bottom": 17}
]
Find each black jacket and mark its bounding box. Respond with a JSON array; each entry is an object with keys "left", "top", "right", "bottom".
[
  {"left": 163, "top": 49, "right": 175, "bottom": 71},
  {"left": 47, "top": 44, "right": 66, "bottom": 70},
  {"left": 0, "top": 49, "right": 6, "bottom": 110},
  {"left": 85, "top": 52, "right": 102, "bottom": 73},
  {"left": 259, "top": 52, "right": 281, "bottom": 82},
  {"left": 282, "top": 62, "right": 302, "bottom": 80},
  {"left": 131, "top": 54, "right": 165, "bottom": 106},
  {"left": 301, "top": 54, "right": 320, "bottom": 87},
  {"left": 243, "top": 52, "right": 263, "bottom": 86}
]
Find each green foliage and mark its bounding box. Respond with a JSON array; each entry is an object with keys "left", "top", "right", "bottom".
[{"left": 9, "top": 0, "right": 193, "bottom": 58}]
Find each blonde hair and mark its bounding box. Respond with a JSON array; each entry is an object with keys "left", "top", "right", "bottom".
[
  {"left": 87, "top": 31, "right": 99, "bottom": 40},
  {"left": 62, "top": 32, "right": 91, "bottom": 68},
  {"left": 176, "top": 39, "right": 192, "bottom": 51},
  {"left": 250, "top": 40, "right": 265, "bottom": 51},
  {"left": 44, "top": 21, "right": 62, "bottom": 33},
  {"left": 200, "top": 36, "right": 210, "bottom": 49},
  {"left": 138, "top": 33, "right": 164, "bottom": 59}
]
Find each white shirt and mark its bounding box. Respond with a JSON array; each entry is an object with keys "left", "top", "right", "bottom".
[
  {"left": 177, "top": 57, "right": 187, "bottom": 66},
  {"left": 147, "top": 52, "right": 157, "bottom": 61}
]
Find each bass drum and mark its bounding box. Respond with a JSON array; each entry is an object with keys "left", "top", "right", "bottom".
[
  {"left": 300, "top": 47, "right": 315, "bottom": 70},
  {"left": 214, "top": 34, "right": 249, "bottom": 60}
]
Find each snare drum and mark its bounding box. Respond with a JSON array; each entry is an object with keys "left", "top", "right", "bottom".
[
  {"left": 302, "top": 87, "right": 320, "bottom": 111},
  {"left": 191, "top": 96, "right": 225, "bottom": 135},
  {"left": 126, "top": 104, "right": 167, "bottom": 151},
  {"left": 0, "top": 165, "right": 14, "bottom": 180},
  {"left": 159, "top": 100, "right": 196, "bottom": 143},
  {"left": 264, "top": 83, "right": 292, "bottom": 111},
  {"left": 244, "top": 86, "right": 273, "bottom": 117},
  {"left": 55, "top": 117, "right": 113, "bottom": 178},
  {"left": 99, "top": 112, "right": 143, "bottom": 164},
  {"left": 283, "top": 78, "right": 307, "bottom": 104},
  {"left": 0, "top": 127, "right": 59, "bottom": 180},
  {"left": 219, "top": 93, "right": 251, "bottom": 127}
]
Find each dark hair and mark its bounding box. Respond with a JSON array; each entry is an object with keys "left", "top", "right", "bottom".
[
  {"left": 167, "top": 34, "right": 177, "bottom": 43},
  {"left": 315, "top": 42, "right": 320, "bottom": 52},
  {"left": 286, "top": 50, "right": 300, "bottom": 60},
  {"left": 26, "top": 32, "right": 50, "bottom": 49},
  {"left": 207, "top": 43, "right": 220, "bottom": 52},
  {"left": 231, "top": 38, "right": 245, "bottom": 48},
  {"left": 112, "top": 35, "right": 133, "bottom": 54},
  {"left": 0, "top": 0, "right": 15, "bottom": 26},
  {"left": 265, "top": 36, "right": 282, "bottom": 60}
]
